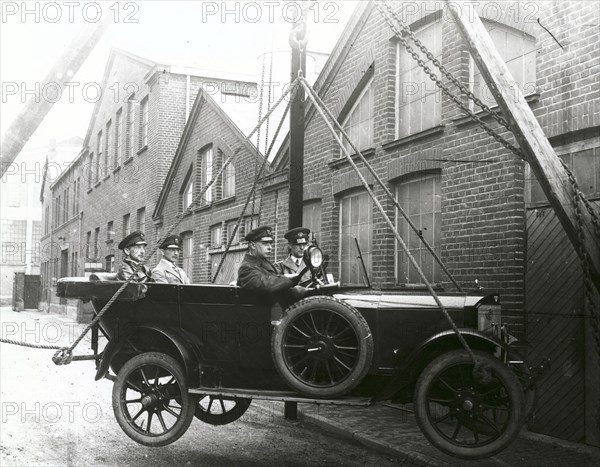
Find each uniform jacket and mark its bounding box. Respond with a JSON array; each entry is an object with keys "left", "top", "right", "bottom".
[
  {"left": 275, "top": 256, "right": 312, "bottom": 283},
  {"left": 237, "top": 254, "right": 294, "bottom": 294},
  {"left": 152, "top": 258, "right": 190, "bottom": 284},
  {"left": 116, "top": 258, "right": 152, "bottom": 282}
]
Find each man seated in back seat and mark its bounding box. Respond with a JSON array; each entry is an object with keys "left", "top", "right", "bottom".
[{"left": 116, "top": 231, "right": 152, "bottom": 282}]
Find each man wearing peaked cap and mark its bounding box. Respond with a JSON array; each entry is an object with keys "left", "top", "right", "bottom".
[
  {"left": 116, "top": 230, "right": 152, "bottom": 282},
  {"left": 237, "top": 225, "right": 307, "bottom": 306},
  {"left": 275, "top": 227, "right": 312, "bottom": 283},
  {"left": 152, "top": 235, "right": 191, "bottom": 285}
]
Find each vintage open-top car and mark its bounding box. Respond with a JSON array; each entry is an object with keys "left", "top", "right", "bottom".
[{"left": 56, "top": 245, "right": 544, "bottom": 460}]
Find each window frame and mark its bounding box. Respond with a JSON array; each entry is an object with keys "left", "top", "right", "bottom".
[{"left": 338, "top": 76, "right": 374, "bottom": 157}]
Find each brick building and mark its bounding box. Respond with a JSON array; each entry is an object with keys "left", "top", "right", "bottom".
[
  {"left": 283, "top": 1, "right": 598, "bottom": 445},
  {"left": 39, "top": 48, "right": 257, "bottom": 318}
]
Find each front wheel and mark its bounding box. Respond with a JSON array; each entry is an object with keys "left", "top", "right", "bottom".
[
  {"left": 414, "top": 350, "right": 524, "bottom": 459},
  {"left": 112, "top": 352, "right": 198, "bottom": 447}
]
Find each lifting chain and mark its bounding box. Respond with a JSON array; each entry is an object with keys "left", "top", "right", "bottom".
[{"left": 374, "top": 0, "right": 525, "bottom": 161}]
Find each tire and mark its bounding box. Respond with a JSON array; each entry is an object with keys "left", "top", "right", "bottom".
[
  {"left": 414, "top": 350, "right": 524, "bottom": 460},
  {"left": 112, "top": 352, "right": 198, "bottom": 447},
  {"left": 195, "top": 395, "right": 251, "bottom": 425},
  {"left": 272, "top": 296, "right": 373, "bottom": 398}
]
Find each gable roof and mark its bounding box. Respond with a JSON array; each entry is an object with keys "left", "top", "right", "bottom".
[{"left": 153, "top": 83, "right": 278, "bottom": 220}]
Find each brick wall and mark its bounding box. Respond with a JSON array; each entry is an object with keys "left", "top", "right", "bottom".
[{"left": 301, "top": 1, "right": 599, "bottom": 337}]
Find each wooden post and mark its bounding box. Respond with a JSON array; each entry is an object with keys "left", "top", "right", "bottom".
[
  {"left": 0, "top": 17, "right": 111, "bottom": 177},
  {"left": 447, "top": 1, "right": 600, "bottom": 292}
]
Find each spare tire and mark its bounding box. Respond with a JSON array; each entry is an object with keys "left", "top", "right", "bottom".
[{"left": 271, "top": 296, "right": 373, "bottom": 398}]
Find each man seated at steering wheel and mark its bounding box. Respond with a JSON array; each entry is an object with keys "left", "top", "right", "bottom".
[{"left": 237, "top": 226, "right": 307, "bottom": 307}]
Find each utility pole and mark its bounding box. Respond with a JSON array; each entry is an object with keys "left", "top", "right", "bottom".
[
  {"left": 1, "top": 17, "right": 111, "bottom": 177},
  {"left": 447, "top": 0, "right": 600, "bottom": 292},
  {"left": 288, "top": 6, "right": 308, "bottom": 230}
]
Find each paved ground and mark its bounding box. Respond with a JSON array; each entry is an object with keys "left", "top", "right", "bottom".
[{"left": 5, "top": 307, "right": 600, "bottom": 466}]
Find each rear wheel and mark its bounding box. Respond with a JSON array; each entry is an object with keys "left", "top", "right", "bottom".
[
  {"left": 112, "top": 352, "right": 197, "bottom": 447},
  {"left": 195, "top": 395, "right": 251, "bottom": 425},
  {"left": 272, "top": 296, "right": 373, "bottom": 398},
  {"left": 414, "top": 350, "right": 524, "bottom": 459}
]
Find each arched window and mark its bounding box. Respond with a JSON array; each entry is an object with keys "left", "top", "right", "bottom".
[
  {"left": 339, "top": 77, "right": 374, "bottom": 155},
  {"left": 396, "top": 16, "right": 442, "bottom": 138},
  {"left": 181, "top": 231, "right": 194, "bottom": 280},
  {"left": 180, "top": 164, "right": 194, "bottom": 211},
  {"left": 394, "top": 171, "right": 441, "bottom": 284},
  {"left": 339, "top": 190, "right": 372, "bottom": 286},
  {"left": 471, "top": 21, "right": 537, "bottom": 107}
]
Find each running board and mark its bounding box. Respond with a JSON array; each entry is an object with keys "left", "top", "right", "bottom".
[{"left": 189, "top": 387, "right": 372, "bottom": 406}]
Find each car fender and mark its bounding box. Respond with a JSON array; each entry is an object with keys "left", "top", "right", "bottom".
[
  {"left": 372, "top": 329, "right": 511, "bottom": 402},
  {"left": 95, "top": 325, "right": 203, "bottom": 387}
]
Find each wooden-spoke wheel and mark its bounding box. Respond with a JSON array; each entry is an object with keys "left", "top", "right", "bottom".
[
  {"left": 414, "top": 350, "right": 524, "bottom": 459},
  {"left": 112, "top": 352, "right": 197, "bottom": 447},
  {"left": 195, "top": 395, "right": 251, "bottom": 425},
  {"left": 272, "top": 296, "right": 373, "bottom": 398}
]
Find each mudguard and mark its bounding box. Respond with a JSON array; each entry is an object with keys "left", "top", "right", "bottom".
[
  {"left": 95, "top": 325, "right": 203, "bottom": 387},
  {"left": 373, "top": 329, "right": 510, "bottom": 401}
]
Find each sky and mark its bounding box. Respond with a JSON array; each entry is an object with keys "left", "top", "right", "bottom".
[{"left": 0, "top": 1, "right": 359, "bottom": 156}]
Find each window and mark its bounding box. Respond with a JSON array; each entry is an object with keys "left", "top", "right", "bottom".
[
  {"left": 127, "top": 96, "right": 136, "bottom": 158},
  {"left": 243, "top": 216, "right": 258, "bottom": 239},
  {"left": 55, "top": 195, "right": 61, "bottom": 227},
  {"left": 122, "top": 214, "right": 130, "bottom": 237},
  {"left": 63, "top": 187, "right": 69, "bottom": 224},
  {"left": 223, "top": 159, "right": 236, "bottom": 198},
  {"left": 200, "top": 147, "right": 213, "bottom": 204},
  {"left": 105, "top": 255, "right": 115, "bottom": 273},
  {"left": 115, "top": 108, "right": 123, "bottom": 167},
  {"left": 226, "top": 221, "right": 239, "bottom": 246},
  {"left": 71, "top": 251, "right": 78, "bottom": 276},
  {"left": 395, "top": 172, "right": 441, "bottom": 284},
  {"left": 72, "top": 178, "right": 78, "bottom": 216},
  {"left": 181, "top": 165, "right": 194, "bottom": 211},
  {"left": 339, "top": 78, "right": 374, "bottom": 156},
  {"left": 44, "top": 206, "right": 50, "bottom": 234},
  {"left": 96, "top": 130, "right": 103, "bottom": 180},
  {"left": 105, "top": 120, "right": 112, "bottom": 175},
  {"left": 303, "top": 201, "right": 322, "bottom": 242},
  {"left": 137, "top": 207, "right": 145, "bottom": 234},
  {"left": 397, "top": 17, "right": 442, "bottom": 138},
  {"left": 527, "top": 147, "right": 600, "bottom": 205},
  {"left": 86, "top": 231, "right": 91, "bottom": 260},
  {"left": 93, "top": 227, "right": 100, "bottom": 259},
  {"left": 472, "top": 21, "right": 536, "bottom": 108},
  {"left": 88, "top": 153, "right": 94, "bottom": 188},
  {"left": 140, "top": 97, "right": 148, "bottom": 149},
  {"left": 107, "top": 221, "right": 114, "bottom": 241},
  {"left": 339, "top": 191, "right": 372, "bottom": 285},
  {"left": 181, "top": 231, "right": 194, "bottom": 280},
  {"left": 210, "top": 223, "right": 223, "bottom": 248}
]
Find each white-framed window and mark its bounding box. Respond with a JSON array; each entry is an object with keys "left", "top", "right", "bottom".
[
  {"left": 471, "top": 21, "right": 537, "bottom": 108},
  {"left": 339, "top": 191, "right": 372, "bottom": 286},
  {"left": 137, "top": 207, "right": 146, "bottom": 234},
  {"left": 181, "top": 231, "right": 194, "bottom": 280},
  {"left": 181, "top": 165, "right": 194, "bottom": 211},
  {"left": 96, "top": 131, "right": 103, "bottom": 180},
  {"left": 395, "top": 172, "right": 441, "bottom": 284},
  {"left": 527, "top": 147, "right": 600, "bottom": 205},
  {"left": 200, "top": 147, "right": 213, "bottom": 204},
  {"left": 140, "top": 97, "right": 148, "bottom": 148},
  {"left": 122, "top": 213, "right": 130, "bottom": 237},
  {"left": 396, "top": 17, "right": 442, "bottom": 138},
  {"left": 107, "top": 221, "right": 114, "bottom": 241},
  {"left": 339, "top": 78, "right": 374, "bottom": 156},
  {"left": 243, "top": 216, "right": 258, "bottom": 240},
  {"left": 303, "top": 200, "right": 322, "bottom": 243},
  {"left": 105, "top": 255, "right": 115, "bottom": 273},
  {"left": 127, "top": 95, "right": 136, "bottom": 158},
  {"left": 105, "top": 120, "right": 112, "bottom": 174},
  {"left": 210, "top": 223, "right": 223, "bottom": 248},
  {"left": 223, "top": 160, "right": 235, "bottom": 198},
  {"left": 115, "top": 108, "right": 123, "bottom": 167}
]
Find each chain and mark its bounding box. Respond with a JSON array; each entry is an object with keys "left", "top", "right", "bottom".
[
  {"left": 374, "top": 1, "right": 525, "bottom": 160},
  {"left": 379, "top": 0, "right": 511, "bottom": 132}
]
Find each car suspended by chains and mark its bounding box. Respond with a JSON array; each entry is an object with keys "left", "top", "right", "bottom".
[{"left": 56, "top": 243, "right": 548, "bottom": 460}]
